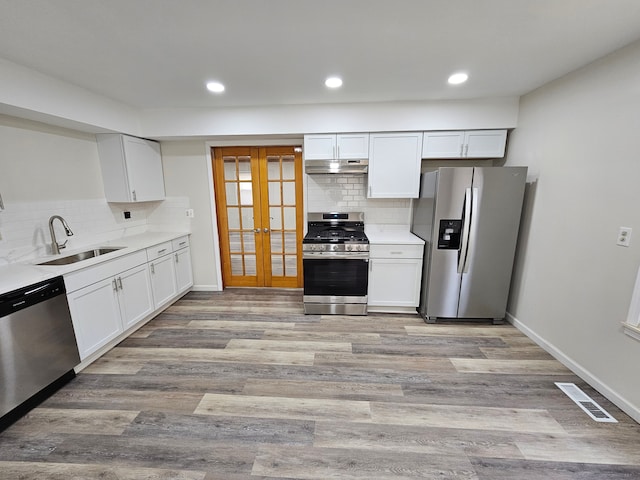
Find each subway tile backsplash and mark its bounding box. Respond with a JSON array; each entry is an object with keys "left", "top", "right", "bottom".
[
  {"left": 0, "top": 174, "right": 411, "bottom": 265},
  {"left": 306, "top": 174, "right": 411, "bottom": 224},
  {"left": 0, "top": 197, "right": 190, "bottom": 264}
]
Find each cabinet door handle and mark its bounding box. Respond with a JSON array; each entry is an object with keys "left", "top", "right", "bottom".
[
  {"left": 151, "top": 263, "right": 155, "bottom": 274},
  {"left": 132, "top": 190, "right": 137, "bottom": 201},
  {"left": 460, "top": 144, "right": 464, "bottom": 156},
  {"left": 332, "top": 145, "right": 336, "bottom": 159},
  {"left": 390, "top": 251, "right": 402, "bottom": 255},
  {"left": 117, "top": 277, "right": 123, "bottom": 290},
  {"left": 337, "top": 145, "right": 340, "bottom": 158},
  {"left": 112, "top": 279, "right": 118, "bottom": 291},
  {"left": 179, "top": 241, "right": 187, "bottom": 247},
  {"left": 157, "top": 248, "right": 167, "bottom": 254},
  {"left": 464, "top": 144, "right": 469, "bottom": 157},
  {"left": 175, "top": 253, "right": 179, "bottom": 263},
  {"left": 369, "top": 259, "right": 373, "bottom": 272}
]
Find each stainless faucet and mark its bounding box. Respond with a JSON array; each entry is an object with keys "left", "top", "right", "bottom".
[{"left": 48, "top": 215, "right": 74, "bottom": 254}]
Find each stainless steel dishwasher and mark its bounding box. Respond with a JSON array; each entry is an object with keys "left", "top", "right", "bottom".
[{"left": 1, "top": 276, "right": 80, "bottom": 430}]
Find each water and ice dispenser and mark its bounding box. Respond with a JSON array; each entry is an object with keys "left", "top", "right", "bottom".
[{"left": 437, "top": 219, "right": 462, "bottom": 249}]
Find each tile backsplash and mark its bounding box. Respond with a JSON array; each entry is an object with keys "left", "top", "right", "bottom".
[
  {"left": 306, "top": 174, "right": 412, "bottom": 225},
  {"left": 0, "top": 197, "right": 190, "bottom": 264}
]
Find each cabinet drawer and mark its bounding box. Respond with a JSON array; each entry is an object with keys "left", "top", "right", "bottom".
[
  {"left": 172, "top": 236, "right": 190, "bottom": 251},
  {"left": 64, "top": 250, "right": 148, "bottom": 293},
  {"left": 146, "top": 241, "right": 173, "bottom": 261},
  {"left": 370, "top": 244, "right": 423, "bottom": 259}
]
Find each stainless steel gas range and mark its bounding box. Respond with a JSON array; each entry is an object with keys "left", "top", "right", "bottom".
[{"left": 302, "top": 212, "right": 369, "bottom": 315}]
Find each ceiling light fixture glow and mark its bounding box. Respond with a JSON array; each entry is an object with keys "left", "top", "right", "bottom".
[
  {"left": 448, "top": 72, "right": 469, "bottom": 85},
  {"left": 206, "top": 81, "right": 225, "bottom": 93},
  {"left": 325, "top": 76, "right": 343, "bottom": 89}
]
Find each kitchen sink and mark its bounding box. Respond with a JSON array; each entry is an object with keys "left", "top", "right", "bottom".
[{"left": 37, "top": 247, "right": 123, "bottom": 266}]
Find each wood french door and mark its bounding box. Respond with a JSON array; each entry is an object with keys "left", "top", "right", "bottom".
[{"left": 212, "top": 146, "right": 304, "bottom": 288}]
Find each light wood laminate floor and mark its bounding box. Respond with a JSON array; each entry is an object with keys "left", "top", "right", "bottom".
[{"left": 2, "top": 288, "right": 640, "bottom": 479}]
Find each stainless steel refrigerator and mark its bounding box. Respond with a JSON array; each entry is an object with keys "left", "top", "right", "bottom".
[{"left": 410, "top": 167, "right": 527, "bottom": 323}]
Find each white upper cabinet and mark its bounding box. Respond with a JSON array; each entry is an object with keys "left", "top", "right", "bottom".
[
  {"left": 336, "top": 133, "right": 369, "bottom": 159},
  {"left": 303, "top": 133, "right": 369, "bottom": 160},
  {"left": 368, "top": 132, "right": 422, "bottom": 198},
  {"left": 303, "top": 134, "right": 335, "bottom": 160},
  {"left": 465, "top": 130, "right": 508, "bottom": 157},
  {"left": 97, "top": 134, "right": 166, "bottom": 202},
  {"left": 421, "top": 131, "right": 466, "bottom": 158},
  {"left": 422, "top": 130, "right": 507, "bottom": 159}
]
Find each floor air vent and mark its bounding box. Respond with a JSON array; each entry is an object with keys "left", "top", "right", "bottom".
[{"left": 555, "top": 382, "right": 617, "bottom": 423}]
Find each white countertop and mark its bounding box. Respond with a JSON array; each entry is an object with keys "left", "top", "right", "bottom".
[
  {"left": 0, "top": 231, "right": 189, "bottom": 296},
  {"left": 365, "top": 225, "right": 425, "bottom": 245}
]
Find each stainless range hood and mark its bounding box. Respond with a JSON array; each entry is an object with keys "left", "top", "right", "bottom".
[{"left": 305, "top": 159, "right": 368, "bottom": 174}]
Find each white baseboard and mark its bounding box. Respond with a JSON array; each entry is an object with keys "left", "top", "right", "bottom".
[
  {"left": 506, "top": 311, "right": 640, "bottom": 424},
  {"left": 190, "top": 284, "right": 222, "bottom": 292}
]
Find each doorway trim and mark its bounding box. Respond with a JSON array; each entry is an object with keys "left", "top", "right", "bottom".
[{"left": 205, "top": 138, "right": 304, "bottom": 291}]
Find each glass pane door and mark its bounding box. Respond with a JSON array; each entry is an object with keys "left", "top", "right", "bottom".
[
  {"left": 265, "top": 153, "right": 299, "bottom": 285},
  {"left": 213, "top": 147, "right": 263, "bottom": 286},
  {"left": 213, "top": 146, "right": 303, "bottom": 288},
  {"left": 225, "top": 155, "right": 256, "bottom": 277}
]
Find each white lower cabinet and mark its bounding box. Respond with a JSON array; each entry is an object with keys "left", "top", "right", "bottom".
[
  {"left": 175, "top": 247, "right": 194, "bottom": 293},
  {"left": 147, "top": 236, "right": 193, "bottom": 307},
  {"left": 64, "top": 235, "right": 193, "bottom": 365},
  {"left": 149, "top": 253, "right": 178, "bottom": 309},
  {"left": 67, "top": 261, "right": 153, "bottom": 360},
  {"left": 172, "top": 236, "right": 194, "bottom": 293},
  {"left": 67, "top": 278, "right": 123, "bottom": 360},
  {"left": 368, "top": 244, "right": 423, "bottom": 312},
  {"left": 118, "top": 264, "right": 155, "bottom": 329}
]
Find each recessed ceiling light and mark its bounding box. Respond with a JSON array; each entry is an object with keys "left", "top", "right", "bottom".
[
  {"left": 206, "top": 81, "right": 225, "bottom": 93},
  {"left": 448, "top": 72, "right": 469, "bottom": 85},
  {"left": 325, "top": 76, "right": 343, "bottom": 89}
]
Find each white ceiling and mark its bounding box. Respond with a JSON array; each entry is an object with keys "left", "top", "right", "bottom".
[{"left": 1, "top": 0, "right": 640, "bottom": 110}]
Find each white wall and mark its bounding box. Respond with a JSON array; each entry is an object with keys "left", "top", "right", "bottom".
[
  {"left": 505, "top": 40, "right": 640, "bottom": 421},
  {"left": 0, "top": 58, "right": 140, "bottom": 135},
  {"left": 0, "top": 115, "right": 188, "bottom": 264},
  {"left": 0, "top": 58, "right": 520, "bottom": 138},
  {"left": 139, "top": 98, "right": 519, "bottom": 139},
  {"left": 0, "top": 115, "right": 104, "bottom": 201},
  {"left": 160, "top": 141, "right": 220, "bottom": 290},
  {"left": 0, "top": 116, "right": 124, "bottom": 261}
]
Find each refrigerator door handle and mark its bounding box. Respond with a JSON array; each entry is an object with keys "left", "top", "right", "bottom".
[
  {"left": 462, "top": 188, "right": 479, "bottom": 273},
  {"left": 458, "top": 187, "right": 473, "bottom": 273}
]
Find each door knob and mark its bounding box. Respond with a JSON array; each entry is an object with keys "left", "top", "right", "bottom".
[
  {"left": 263, "top": 228, "right": 270, "bottom": 233},
  {"left": 254, "top": 229, "right": 260, "bottom": 233}
]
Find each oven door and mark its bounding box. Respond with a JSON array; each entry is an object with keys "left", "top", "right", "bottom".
[{"left": 303, "top": 251, "right": 369, "bottom": 314}]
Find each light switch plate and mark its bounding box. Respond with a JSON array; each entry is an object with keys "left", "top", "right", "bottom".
[{"left": 617, "top": 227, "right": 632, "bottom": 247}]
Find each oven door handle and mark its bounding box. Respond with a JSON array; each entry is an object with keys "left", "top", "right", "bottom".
[{"left": 303, "top": 252, "right": 370, "bottom": 260}]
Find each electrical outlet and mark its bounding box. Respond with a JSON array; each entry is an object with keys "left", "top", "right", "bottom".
[
  {"left": 617, "top": 227, "right": 632, "bottom": 247},
  {"left": 123, "top": 211, "right": 131, "bottom": 219},
  {"left": 185, "top": 209, "right": 195, "bottom": 218}
]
